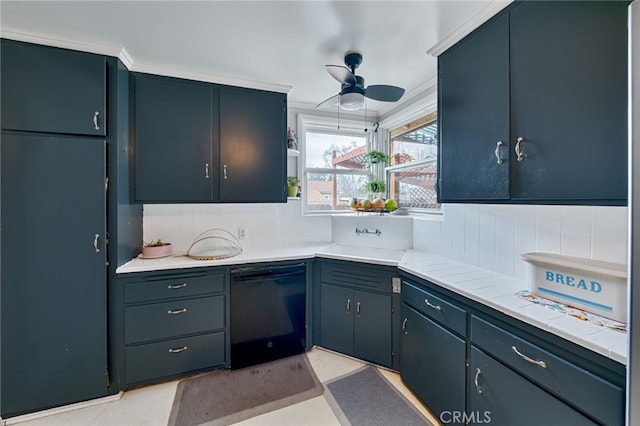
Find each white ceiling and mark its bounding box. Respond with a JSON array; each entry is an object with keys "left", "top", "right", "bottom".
[{"left": 0, "top": 1, "right": 499, "bottom": 115}]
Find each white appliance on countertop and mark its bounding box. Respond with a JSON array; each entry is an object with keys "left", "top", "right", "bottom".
[{"left": 628, "top": 1, "right": 640, "bottom": 424}]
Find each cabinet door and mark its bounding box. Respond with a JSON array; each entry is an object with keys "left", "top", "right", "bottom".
[
  {"left": 219, "top": 86, "right": 286, "bottom": 202},
  {"left": 1, "top": 39, "right": 106, "bottom": 136},
  {"left": 133, "top": 74, "right": 215, "bottom": 202},
  {"left": 320, "top": 284, "right": 354, "bottom": 356},
  {"left": 438, "top": 11, "right": 510, "bottom": 202},
  {"left": 509, "top": 1, "right": 628, "bottom": 203},
  {"left": 354, "top": 290, "right": 392, "bottom": 367},
  {"left": 469, "top": 347, "right": 597, "bottom": 425},
  {"left": 1, "top": 133, "right": 107, "bottom": 417},
  {"left": 400, "top": 304, "right": 465, "bottom": 420}
]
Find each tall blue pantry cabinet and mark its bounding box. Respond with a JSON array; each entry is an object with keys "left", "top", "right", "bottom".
[{"left": 0, "top": 39, "right": 141, "bottom": 418}]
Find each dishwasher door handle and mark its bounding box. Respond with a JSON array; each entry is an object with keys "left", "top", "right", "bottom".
[{"left": 230, "top": 262, "right": 306, "bottom": 277}]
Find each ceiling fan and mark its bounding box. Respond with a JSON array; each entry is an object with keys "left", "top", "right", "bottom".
[{"left": 317, "top": 52, "right": 405, "bottom": 111}]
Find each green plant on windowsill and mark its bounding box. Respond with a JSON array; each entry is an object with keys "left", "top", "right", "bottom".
[
  {"left": 287, "top": 176, "right": 300, "bottom": 197},
  {"left": 364, "top": 150, "right": 389, "bottom": 169}
]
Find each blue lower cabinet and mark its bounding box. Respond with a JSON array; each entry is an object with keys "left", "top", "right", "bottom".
[
  {"left": 399, "top": 274, "right": 625, "bottom": 425},
  {"left": 116, "top": 269, "right": 228, "bottom": 387},
  {"left": 469, "top": 347, "right": 597, "bottom": 426},
  {"left": 320, "top": 283, "right": 392, "bottom": 368},
  {"left": 400, "top": 303, "right": 465, "bottom": 421}
]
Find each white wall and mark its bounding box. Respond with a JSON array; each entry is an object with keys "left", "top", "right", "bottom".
[
  {"left": 143, "top": 202, "right": 331, "bottom": 253},
  {"left": 414, "top": 204, "right": 628, "bottom": 280}
]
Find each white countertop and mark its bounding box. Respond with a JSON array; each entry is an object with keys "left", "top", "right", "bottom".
[
  {"left": 116, "top": 243, "right": 627, "bottom": 365},
  {"left": 399, "top": 250, "right": 627, "bottom": 365},
  {"left": 115, "top": 242, "right": 330, "bottom": 273}
]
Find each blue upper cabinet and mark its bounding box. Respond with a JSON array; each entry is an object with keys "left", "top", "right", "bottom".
[
  {"left": 132, "top": 73, "right": 287, "bottom": 203},
  {"left": 219, "top": 86, "right": 287, "bottom": 203},
  {"left": 438, "top": 1, "right": 629, "bottom": 205},
  {"left": 133, "top": 73, "right": 217, "bottom": 202},
  {"left": 1, "top": 39, "right": 106, "bottom": 136}
]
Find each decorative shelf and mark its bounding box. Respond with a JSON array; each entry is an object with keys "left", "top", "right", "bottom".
[{"left": 287, "top": 149, "right": 300, "bottom": 157}]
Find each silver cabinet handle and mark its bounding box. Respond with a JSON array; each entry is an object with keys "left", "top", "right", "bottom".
[
  {"left": 223, "top": 164, "right": 228, "bottom": 180},
  {"left": 168, "top": 346, "right": 188, "bottom": 353},
  {"left": 474, "top": 368, "right": 483, "bottom": 394},
  {"left": 515, "top": 136, "right": 526, "bottom": 161},
  {"left": 346, "top": 298, "right": 351, "bottom": 313},
  {"left": 424, "top": 298, "right": 441, "bottom": 311},
  {"left": 495, "top": 141, "right": 504, "bottom": 164},
  {"left": 402, "top": 318, "right": 408, "bottom": 335},
  {"left": 93, "top": 234, "right": 100, "bottom": 252},
  {"left": 167, "top": 283, "right": 187, "bottom": 289},
  {"left": 512, "top": 345, "right": 547, "bottom": 368},
  {"left": 93, "top": 111, "right": 100, "bottom": 130},
  {"left": 167, "top": 308, "right": 187, "bottom": 315},
  {"left": 205, "top": 163, "right": 210, "bottom": 179},
  {"left": 356, "top": 302, "right": 361, "bottom": 316}
]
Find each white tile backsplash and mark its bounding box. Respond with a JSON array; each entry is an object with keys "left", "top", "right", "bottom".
[
  {"left": 412, "top": 203, "right": 628, "bottom": 280},
  {"left": 143, "top": 202, "right": 332, "bottom": 254},
  {"left": 142, "top": 200, "right": 627, "bottom": 284}
]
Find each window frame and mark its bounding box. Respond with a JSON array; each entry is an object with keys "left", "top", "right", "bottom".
[
  {"left": 386, "top": 112, "right": 442, "bottom": 215},
  {"left": 298, "top": 114, "right": 372, "bottom": 215}
]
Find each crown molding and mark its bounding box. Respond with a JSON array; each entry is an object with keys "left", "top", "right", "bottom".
[
  {"left": 1, "top": 27, "right": 124, "bottom": 58},
  {"left": 0, "top": 28, "right": 292, "bottom": 94},
  {"left": 426, "top": 0, "right": 513, "bottom": 57},
  {"left": 130, "top": 63, "right": 292, "bottom": 94}
]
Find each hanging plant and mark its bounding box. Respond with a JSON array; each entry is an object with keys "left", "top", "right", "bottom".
[
  {"left": 366, "top": 180, "right": 386, "bottom": 195},
  {"left": 364, "top": 150, "right": 389, "bottom": 168}
]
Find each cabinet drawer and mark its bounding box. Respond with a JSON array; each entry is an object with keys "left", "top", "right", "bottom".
[
  {"left": 402, "top": 281, "right": 466, "bottom": 336},
  {"left": 125, "top": 296, "right": 224, "bottom": 344},
  {"left": 125, "top": 331, "right": 225, "bottom": 385},
  {"left": 320, "top": 262, "right": 389, "bottom": 292},
  {"left": 471, "top": 315, "right": 623, "bottom": 426},
  {"left": 125, "top": 274, "right": 224, "bottom": 304}
]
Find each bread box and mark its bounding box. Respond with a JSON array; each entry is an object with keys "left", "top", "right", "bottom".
[{"left": 521, "top": 252, "right": 628, "bottom": 323}]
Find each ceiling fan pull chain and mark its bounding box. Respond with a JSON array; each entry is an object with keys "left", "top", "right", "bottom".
[{"left": 337, "top": 94, "right": 341, "bottom": 130}]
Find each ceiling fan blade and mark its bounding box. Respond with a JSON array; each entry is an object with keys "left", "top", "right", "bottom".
[
  {"left": 325, "top": 65, "right": 357, "bottom": 85},
  {"left": 364, "top": 85, "right": 405, "bottom": 102},
  {"left": 316, "top": 93, "right": 340, "bottom": 109}
]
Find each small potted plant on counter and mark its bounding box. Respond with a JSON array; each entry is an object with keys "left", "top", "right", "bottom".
[
  {"left": 287, "top": 176, "right": 300, "bottom": 197},
  {"left": 141, "top": 239, "right": 173, "bottom": 258}
]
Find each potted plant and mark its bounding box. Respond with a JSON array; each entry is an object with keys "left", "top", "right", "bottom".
[
  {"left": 364, "top": 150, "right": 389, "bottom": 169},
  {"left": 287, "top": 176, "right": 300, "bottom": 197},
  {"left": 141, "top": 239, "right": 173, "bottom": 258}
]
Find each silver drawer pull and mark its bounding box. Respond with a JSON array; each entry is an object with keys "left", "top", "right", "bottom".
[
  {"left": 346, "top": 298, "right": 351, "bottom": 313},
  {"left": 402, "top": 318, "right": 408, "bottom": 335},
  {"left": 474, "top": 368, "right": 483, "bottom": 394},
  {"left": 93, "top": 111, "right": 100, "bottom": 130},
  {"left": 424, "top": 298, "right": 441, "bottom": 310},
  {"left": 512, "top": 345, "right": 547, "bottom": 368},
  {"left": 167, "top": 283, "right": 187, "bottom": 289},
  {"left": 168, "top": 346, "right": 188, "bottom": 353},
  {"left": 356, "top": 302, "right": 361, "bottom": 316},
  {"left": 515, "top": 136, "right": 526, "bottom": 161},
  {"left": 167, "top": 308, "right": 187, "bottom": 315},
  {"left": 495, "top": 140, "right": 504, "bottom": 164}
]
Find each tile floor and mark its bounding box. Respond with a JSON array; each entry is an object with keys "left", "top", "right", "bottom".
[{"left": 6, "top": 348, "right": 440, "bottom": 426}]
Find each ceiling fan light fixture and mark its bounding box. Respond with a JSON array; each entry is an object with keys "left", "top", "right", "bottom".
[{"left": 340, "top": 92, "right": 364, "bottom": 110}]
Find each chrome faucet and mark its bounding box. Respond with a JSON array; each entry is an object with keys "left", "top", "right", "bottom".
[{"left": 355, "top": 227, "right": 382, "bottom": 236}]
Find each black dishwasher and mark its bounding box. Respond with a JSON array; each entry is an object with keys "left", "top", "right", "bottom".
[{"left": 230, "top": 262, "right": 306, "bottom": 369}]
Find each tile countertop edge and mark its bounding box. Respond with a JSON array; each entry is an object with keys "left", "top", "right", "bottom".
[
  {"left": 398, "top": 250, "right": 627, "bottom": 366},
  {"left": 115, "top": 243, "right": 333, "bottom": 274}
]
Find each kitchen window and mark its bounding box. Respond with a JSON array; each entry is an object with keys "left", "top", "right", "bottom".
[
  {"left": 387, "top": 113, "right": 441, "bottom": 212},
  {"left": 299, "top": 116, "right": 371, "bottom": 214}
]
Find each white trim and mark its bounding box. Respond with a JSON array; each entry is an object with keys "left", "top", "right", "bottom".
[
  {"left": 0, "top": 392, "right": 123, "bottom": 425},
  {"left": 0, "top": 28, "right": 292, "bottom": 94},
  {"left": 426, "top": 0, "right": 513, "bottom": 57},
  {"left": 379, "top": 81, "right": 437, "bottom": 132},
  {"left": 1, "top": 27, "right": 123, "bottom": 58}
]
